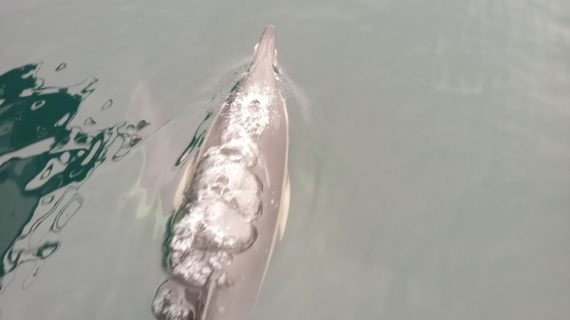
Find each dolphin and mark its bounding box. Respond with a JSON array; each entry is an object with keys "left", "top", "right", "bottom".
[{"left": 152, "top": 25, "right": 290, "bottom": 320}]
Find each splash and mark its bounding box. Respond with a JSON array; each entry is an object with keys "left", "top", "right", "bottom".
[
  {"left": 224, "top": 86, "right": 273, "bottom": 139},
  {"left": 275, "top": 66, "right": 312, "bottom": 126},
  {"left": 168, "top": 133, "right": 262, "bottom": 288},
  {"left": 0, "top": 63, "right": 148, "bottom": 294}
]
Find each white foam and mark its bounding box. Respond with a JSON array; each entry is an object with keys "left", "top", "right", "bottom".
[{"left": 166, "top": 83, "right": 274, "bottom": 293}]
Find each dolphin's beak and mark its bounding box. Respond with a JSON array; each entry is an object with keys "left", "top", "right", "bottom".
[{"left": 251, "top": 25, "right": 277, "bottom": 69}]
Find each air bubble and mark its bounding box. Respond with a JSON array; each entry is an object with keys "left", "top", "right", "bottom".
[
  {"left": 224, "top": 189, "right": 262, "bottom": 221},
  {"left": 137, "top": 120, "right": 150, "bottom": 130},
  {"left": 55, "top": 63, "right": 67, "bottom": 72},
  {"left": 193, "top": 202, "right": 256, "bottom": 252},
  {"left": 169, "top": 249, "right": 212, "bottom": 287},
  {"left": 84, "top": 117, "right": 96, "bottom": 126},
  {"left": 170, "top": 210, "right": 204, "bottom": 252},
  {"left": 31, "top": 100, "right": 45, "bottom": 111},
  {"left": 208, "top": 251, "right": 232, "bottom": 273},
  {"left": 41, "top": 195, "right": 55, "bottom": 204},
  {"left": 192, "top": 159, "right": 261, "bottom": 218},
  {"left": 152, "top": 280, "right": 196, "bottom": 320},
  {"left": 0, "top": 122, "right": 12, "bottom": 136},
  {"left": 217, "top": 139, "right": 259, "bottom": 167},
  {"left": 101, "top": 99, "right": 113, "bottom": 110}
]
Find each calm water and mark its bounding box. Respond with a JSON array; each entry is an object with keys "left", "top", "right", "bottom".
[{"left": 1, "top": 1, "right": 569, "bottom": 319}]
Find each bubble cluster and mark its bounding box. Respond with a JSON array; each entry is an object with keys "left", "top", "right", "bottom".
[
  {"left": 167, "top": 87, "right": 272, "bottom": 289},
  {"left": 152, "top": 280, "right": 196, "bottom": 320},
  {"left": 223, "top": 86, "right": 272, "bottom": 140}
]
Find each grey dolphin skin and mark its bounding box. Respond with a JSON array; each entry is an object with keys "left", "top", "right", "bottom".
[{"left": 152, "top": 25, "right": 290, "bottom": 320}]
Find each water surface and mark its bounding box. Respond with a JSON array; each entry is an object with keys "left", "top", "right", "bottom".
[{"left": 0, "top": 1, "right": 569, "bottom": 320}]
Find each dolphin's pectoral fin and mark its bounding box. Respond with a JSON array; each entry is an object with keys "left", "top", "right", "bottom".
[
  {"left": 256, "top": 171, "right": 290, "bottom": 301},
  {"left": 277, "top": 171, "right": 290, "bottom": 241},
  {"left": 173, "top": 150, "right": 200, "bottom": 210}
]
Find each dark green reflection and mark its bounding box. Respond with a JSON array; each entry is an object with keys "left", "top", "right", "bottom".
[
  {"left": 0, "top": 64, "right": 147, "bottom": 293},
  {"left": 174, "top": 108, "right": 213, "bottom": 167}
]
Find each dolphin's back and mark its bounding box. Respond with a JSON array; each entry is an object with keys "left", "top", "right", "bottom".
[
  {"left": 197, "top": 71, "right": 288, "bottom": 320},
  {"left": 152, "top": 25, "right": 289, "bottom": 320}
]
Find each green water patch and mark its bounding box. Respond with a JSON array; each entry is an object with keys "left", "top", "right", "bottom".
[{"left": 0, "top": 63, "right": 148, "bottom": 294}]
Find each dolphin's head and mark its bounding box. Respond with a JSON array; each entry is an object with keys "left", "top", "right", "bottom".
[{"left": 250, "top": 25, "right": 277, "bottom": 75}]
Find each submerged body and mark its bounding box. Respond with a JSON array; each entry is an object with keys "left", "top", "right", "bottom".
[{"left": 153, "top": 25, "right": 289, "bottom": 320}]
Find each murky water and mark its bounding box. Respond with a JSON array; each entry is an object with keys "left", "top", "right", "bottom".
[{"left": 1, "top": 1, "right": 569, "bottom": 320}]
